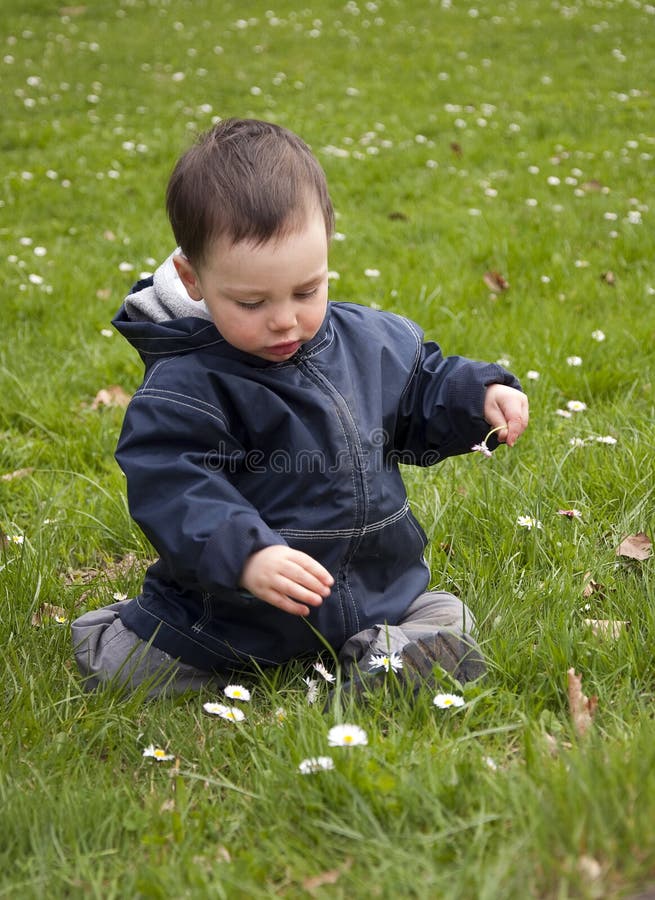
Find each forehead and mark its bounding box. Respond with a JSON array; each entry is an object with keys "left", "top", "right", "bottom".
[{"left": 200, "top": 209, "right": 328, "bottom": 290}]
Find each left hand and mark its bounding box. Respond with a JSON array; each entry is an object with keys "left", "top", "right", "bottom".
[{"left": 483, "top": 384, "right": 529, "bottom": 447}]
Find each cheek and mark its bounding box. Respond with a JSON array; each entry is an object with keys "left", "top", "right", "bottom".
[
  {"left": 223, "top": 314, "right": 257, "bottom": 340},
  {"left": 311, "top": 296, "right": 329, "bottom": 328}
]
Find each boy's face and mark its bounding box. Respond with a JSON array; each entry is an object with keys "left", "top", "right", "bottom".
[{"left": 174, "top": 208, "right": 329, "bottom": 362}]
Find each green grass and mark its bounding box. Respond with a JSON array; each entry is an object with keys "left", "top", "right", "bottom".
[{"left": 1, "top": 0, "right": 654, "bottom": 896}]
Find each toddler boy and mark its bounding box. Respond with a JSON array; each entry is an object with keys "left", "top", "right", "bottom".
[{"left": 72, "top": 118, "right": 528, "bottom": 698}]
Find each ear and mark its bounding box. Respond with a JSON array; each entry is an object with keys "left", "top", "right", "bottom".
[{"left": 173, "top": 253, "right": 204, "bottom": 301}]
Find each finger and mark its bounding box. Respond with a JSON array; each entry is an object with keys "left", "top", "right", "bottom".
[
  {"left": 278, "top": 561, "right": 331, "bottom": 599},
  {"left": 487, "top": 408, "right": 509, "bottom": 443},
  {"left": 274, "top": 575, "right": 325, "bottom": 607},
  {"left": 267, "top": 591, "right": 311, "bottom": 617},
  {"left": 291, "top": 551, "right": 334, "bottom": 587},
  {"left": 506, "top": 415, "right": 526, "bottom": 446},
  {"left": 505, "top": 420, "right": 519, "bottom": 446},
  {"left": 496, "top": 423, "right": 509, "bottom": 443},
  {"left": 508, "top": 401, "right": 530, "bottom": 446}
]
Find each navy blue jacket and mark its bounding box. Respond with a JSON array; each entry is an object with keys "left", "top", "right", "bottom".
[{"left": 113, "top": 297, "right": 520, "bottom": 671}]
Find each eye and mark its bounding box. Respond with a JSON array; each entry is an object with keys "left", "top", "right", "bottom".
[
  {"left": 236, "top": 300, "right": 265, "bottom": 310},
  {"left": 294, "top": 288, "right": 318, "bottom": 299}
]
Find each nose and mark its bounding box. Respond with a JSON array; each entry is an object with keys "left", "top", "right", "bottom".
[{"left": 269, "top": 301, "right": 297, "bottom": 333}]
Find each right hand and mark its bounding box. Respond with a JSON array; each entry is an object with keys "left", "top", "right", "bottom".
[{"left": 240, "top": 545, "right": 334, "bottom": 616}]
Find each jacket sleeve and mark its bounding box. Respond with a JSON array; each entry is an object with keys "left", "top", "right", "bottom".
[
  {"left": 115, "top": 388, "right": 287, "bottom": 593},
  {"left": 393, "top": 334, "right": 522, "bottom": 464}
]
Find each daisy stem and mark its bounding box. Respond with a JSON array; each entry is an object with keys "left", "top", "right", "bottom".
[{"left": 483, "top": 424, "right": 506, "bottom": 444}]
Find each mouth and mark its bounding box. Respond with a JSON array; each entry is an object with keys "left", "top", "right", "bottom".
[{"left": 266, "top": 340, "right": 302, "bottom": 357}]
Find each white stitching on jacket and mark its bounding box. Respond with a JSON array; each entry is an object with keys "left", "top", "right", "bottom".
[{"left": 278, "top": 500, "right": 411, "bottom": 540}]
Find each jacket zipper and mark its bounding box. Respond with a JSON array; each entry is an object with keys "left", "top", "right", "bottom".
[{"left": 297, "top": 357, "right": 367, "bottom": 637}]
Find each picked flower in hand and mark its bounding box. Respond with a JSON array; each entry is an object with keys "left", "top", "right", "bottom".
[{"left": 471, "top": 424, "right": 505, "bottom": 458}]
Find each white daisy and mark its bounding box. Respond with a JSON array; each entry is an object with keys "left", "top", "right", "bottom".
[
  {"left": 142, "top": 744, "right": 175, "bottom": 761},
  {"left": 368, "top": 651, "right": 403, "bottom": 673},
  {"left": 203, "top": 702, "right": 245, "bottom": 722},
  {"left": 327, "top": 724, "right": 368, "bottom": 747},
  {"left": 304, "top": 677, "right": 320, "bottom": 705},
  {"left": 433, "top": 693, "right": 465, "bottom": 708},
  {"left": 566, "top": 356, "right": 583, "bottom": 367},
  {"left": 223, "top": 684, "right": 251, "bottom": 701},
  {"left": 591, "top": 330, "right": 606, "bottom": 342},
  {"left": 313, "top": 661, "right": 336, "bottom": 683},
  {"left": 298, "top": 756, "right": 335, "bottom": 774},
  {"left": 517, "top": 515, "right": 543, "bottom": 530},
  {"left": 558, "top": 508, "right": 582, "bottom": 519},
  {"left": 566, "top": 400, "right": 587, "bottom": 412},
  {"left": 555, "top": 408, "right": 573, "bottom": 418},
  {"left": 471, "top": 440, "right": 492, "bottom": 458},
  {"left": 595, "top": 435, "right": 617, "bottom": 444}
]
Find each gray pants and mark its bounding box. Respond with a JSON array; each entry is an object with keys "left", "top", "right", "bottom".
[
  {"left": 71, "top": 590, "right": 477, "bottom": 698},
  {"left": 71, "top": 601, "right": 229, "bottom": 699}
]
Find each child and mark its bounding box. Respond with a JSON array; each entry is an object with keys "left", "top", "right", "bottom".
[{"left": 71, "top": 118, "right": 528, "bottom": 698}]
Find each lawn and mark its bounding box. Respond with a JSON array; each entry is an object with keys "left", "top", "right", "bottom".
[{"left": 1, "top": 0, "right": 654, "bottom": 897}]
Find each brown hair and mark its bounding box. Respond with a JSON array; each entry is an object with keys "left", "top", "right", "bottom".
[{"left": 166, "top": 118, "right": 334, "bottom": 265}]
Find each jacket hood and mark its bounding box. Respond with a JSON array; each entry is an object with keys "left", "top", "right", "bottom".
[
  {"left": 124, "top": 249, "right": 212, "bottom": 324},
  {"left": 112, "top": 250, "right": 222, "bottom": 364}
]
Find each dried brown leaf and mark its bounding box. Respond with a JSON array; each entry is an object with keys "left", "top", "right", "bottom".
[
  {"left": 543, "top": 732, "right": 573, "bottom": 756},
  {"left": 544, "top": 732, "right": 559, "bottom": 756},
  {"left": 31, "top": 603, "right": 67, "bottom": 627},
  {"left": 600, "top": 270, "right": 616, "bottom": 286},
  {"left": 584, "top": 619, "right": 629, "bottom": 640},
  {"left": 90, "top": 385, "right": 132, "bottom": 410},
  {"left": 577, "top": 855, "right": 603, "bottom": 889},
  {"left": 303, "top": 859, "right": 352, "bottom": 893},
  {"left": 387, "top": 211, "right": 408, "bottom": 221},
  {"left": 1, "top": 467, "right": 34, "bottom": 482},
  {"left": 483, "top": 270, "right": 509, "bottom": 293},
  {"left": 567, "top": 668, "right": 598, "bottom": 738},
  {"left": 450, "top": 141, "right": 463, "bottom": 158},
  {"left": 616, "top": 532, "right": 652, "bottom": 561},
  {"left": 581, "top": 179, "right": 603, "bottom": 192},
  {"left": 582, "top": 572, "right": 605, "bottom": 599}
]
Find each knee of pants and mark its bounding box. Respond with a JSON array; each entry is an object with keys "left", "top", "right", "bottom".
[{"left": 401, "top": 590, "right": 478, "bottom": 634}]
